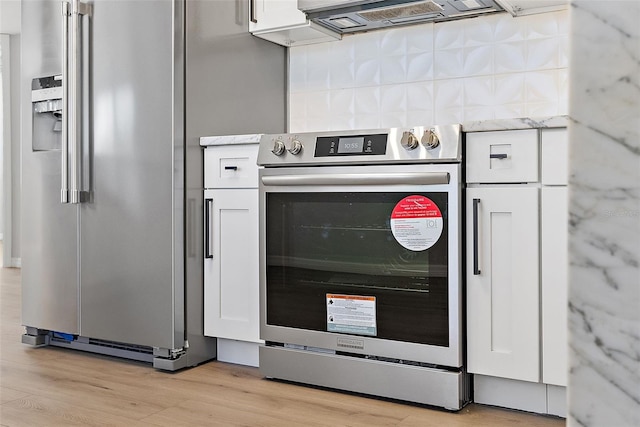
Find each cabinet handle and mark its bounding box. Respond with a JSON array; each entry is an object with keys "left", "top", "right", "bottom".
[
  {"left": 250, "top": 0, "right": 257, "bottom": 23},
  {"left": 224, "top": 166, "right": 238, "bottom": 171},
  {"left": 489, "top": 153, "right": 508, "bottom": 159},
  {"left": 473, "top": 198, "right": 481, "bottom": 275},
  {"left": 205, "top": 198, "right": 213, "bottom": 259}
]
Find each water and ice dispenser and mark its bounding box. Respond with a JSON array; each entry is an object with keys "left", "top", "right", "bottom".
[{"left": 31, "top": 75, "right": 63, "bottom": 151}]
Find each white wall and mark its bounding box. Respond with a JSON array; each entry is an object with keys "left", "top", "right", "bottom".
[{"left": 289, "top": 10, "right": 568, "bottom": 132}]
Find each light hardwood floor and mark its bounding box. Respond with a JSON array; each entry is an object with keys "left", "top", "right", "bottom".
[{"left": 0, "top": 244, "right": 565, "bottom": 426}]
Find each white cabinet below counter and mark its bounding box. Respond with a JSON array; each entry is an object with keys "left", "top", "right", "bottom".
[
  {"left": 465, "top": 126, "right": 568, "bottom": 417},
  {"left": 249, "top": 0, "right": 340, "bottom": 47},
  {"left": 202, "top": 141, "right": 261, "bottom": 367}
]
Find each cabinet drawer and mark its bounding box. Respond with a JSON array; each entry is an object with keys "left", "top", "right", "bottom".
[
  {"left": 466, "top": 129, "right": 539, "bottom": 183},
  {"left": 204, "top": 144, "right": 259, "bottom": 189}
]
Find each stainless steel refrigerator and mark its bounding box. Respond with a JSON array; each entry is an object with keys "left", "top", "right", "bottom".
[{"left": 20, "top": 0, "right": 286, "bottom": 370}]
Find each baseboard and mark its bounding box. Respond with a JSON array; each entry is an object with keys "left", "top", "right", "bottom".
[
  {"left": 10, "top": 257, "right": 21, "bottom": 268},
  {"left": 473, "top": 374, "right": 566, "bottom": 417},
  {"left": 217, "top": 338, "right": 260, "bottom": 367}
]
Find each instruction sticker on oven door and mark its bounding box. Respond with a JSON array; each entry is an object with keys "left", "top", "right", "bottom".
[
  {"left": 326, "top": 294, "right": 377, "bottom": 336},
  {"left": 390, "top": 195, "right": 443, "bottom": 251}
]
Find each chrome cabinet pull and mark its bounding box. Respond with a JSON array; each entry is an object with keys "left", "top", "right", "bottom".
[{"left": 472, "top": 198, "right": 481, "bottom": 275}]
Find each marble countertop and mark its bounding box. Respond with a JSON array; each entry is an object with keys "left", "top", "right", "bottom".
[
  {"left": 200, "top": 116, "right": 568, "bottom": 146},
  {"left": 200, "top": 133, "right": 262, "bottom": 147},
  {"left": 462, "top": 116, "right": 568, "bottom": 132}
]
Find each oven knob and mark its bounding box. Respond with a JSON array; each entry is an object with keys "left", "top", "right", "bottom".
[
  {"left": 287, "top": 139, "right": 303, "bottom": 155},
  {"left": 401, "top": 131, "right": 419, "bottom": 150},
  {"left": 272, "top": 140, "right": 286, "bottom": 156},
  {"left": 422, "top": 129, "right": 440, "bottom": 150}
]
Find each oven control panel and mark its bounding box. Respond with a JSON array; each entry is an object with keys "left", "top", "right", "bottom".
[
  {"left": 314, "top": 134, "right": 387, "bottom": 157},
  {"left": 257, "top": 124, "right": 461, "bottom": 166}
]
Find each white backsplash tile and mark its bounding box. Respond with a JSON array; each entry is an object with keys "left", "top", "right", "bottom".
[
  {"left": 525, "top": 70, "right": 560, "bottom": 103},
  {"left": 434, "top": 48, "right": 465, "bottom": 79},
  {"left": 494, "top": 41, "right": 527, "bottom": 73},
  {"left": 329, "top": 89, "right": 355, "bottom": 116},
  {"left": 406, "top": 52, "right": 434, "bottom": 82},
  {"left": 433, "top": 79, "right": 464, "bottom": 109},
  {"left": 380, "top": 55, "right": 407, "bottom": 85},
  {"left": 354, "top": 58, "right": 381, "bottom": 87},
  {"left": 494, "top": 73, "right": 526, "bottom": 105},
  {"left": 463, "top": 76, "right": 494, "bottom": 107},
  {"left": 329, "top": 62, "right": 355, "bottom": 90},
  {"left": 354, "top": 87, "right": 381, "bottom": 114},
  {"left": 463, "top": 45, "right": 494, "bottom": 77},
  {"left": 406, "top": 81, "right": 434, "bottom": 112},
  {"left": 434, "top": 19, "right": 465, "bottom": 50},
  {"left": 404, "top": 24, "right": 434, "bottom": 54},
  {"left": 380, "top": 84, "right": 407, "bottom": 113},
  {"left": 288, "top": 10, "right": 569, "bottom": 130},
  {"left": 526, "top": 37, "right": 561, "bottom": 70},
  {"left": 380, "top": 29, "right": 408, "bottom": 56}
]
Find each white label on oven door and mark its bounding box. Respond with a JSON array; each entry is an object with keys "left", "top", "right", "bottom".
[
  {"left": 390, "top": 195, "right": 443, "bottom": 251},
  {"left": 326, "top": 294, "right": 377, "bottom": 336}
]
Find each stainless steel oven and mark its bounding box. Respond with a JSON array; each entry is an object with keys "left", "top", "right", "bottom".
[{"left": 257, "top": 125, "right": 468, "bottom": 410}]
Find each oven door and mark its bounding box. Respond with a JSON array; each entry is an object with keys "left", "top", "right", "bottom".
[{"left": 259, "top": 163, "right": 462, "bottom": 368}]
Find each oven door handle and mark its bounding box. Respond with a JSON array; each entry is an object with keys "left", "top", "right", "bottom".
[{"left": 261, "top": 172, "right": 450, "bottom": 186}]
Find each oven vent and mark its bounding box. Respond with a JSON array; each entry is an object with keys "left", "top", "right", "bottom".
[{"left": 357, "top": 1, "right": 443, "bottom": 22}]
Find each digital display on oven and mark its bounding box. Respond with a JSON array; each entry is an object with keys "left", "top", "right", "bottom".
[
  {"left": 314, "top": 134, "right": 387, "bottom": 157},
  {"left": 337, "top": 137, "right": 365, "bottom": 153}
]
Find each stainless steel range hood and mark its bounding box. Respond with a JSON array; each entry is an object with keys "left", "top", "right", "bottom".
[{"left": 298, "top": 0, "right": 506, "bottom": 34}]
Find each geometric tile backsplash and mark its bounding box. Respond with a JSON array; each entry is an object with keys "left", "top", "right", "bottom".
[{"left": 288, "top": 10, "right": 568, "bottom": 132}]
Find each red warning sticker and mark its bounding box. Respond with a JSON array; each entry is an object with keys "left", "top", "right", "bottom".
[{"left": 390, "top": 195, "right": 443, "bottom": 251}]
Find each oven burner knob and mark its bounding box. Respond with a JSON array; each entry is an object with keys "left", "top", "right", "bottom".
[
  {"left": 272, "top": 140, "right": 286, "bottom": 156},
  {"left": 422, "top": 129, "right": 440, "bottom": 150},
  {"left": 401, "top": 131, "right": 419, "bottom": 150},
  {"left": 287, "top": 139, "right": 303, "bottom": 155}
]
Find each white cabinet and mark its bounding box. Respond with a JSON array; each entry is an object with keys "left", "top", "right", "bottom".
[
  {"left": 466, "top": 127, "right": 568, "bottom": 415},
  {"left": 203, "top": 142, "right": 261, "bottom": 366},
  {"left": 204, "top": 188, "right": 259, "bottom": 343},
  {"left": 466, "top": 187, "right": 540, "bottom": 382},
  {"left": 249, "top": 0, "right": 340, "bottom": 47},
  {"left": 540, "top": 128, "right": 569, "bottom": 387}
]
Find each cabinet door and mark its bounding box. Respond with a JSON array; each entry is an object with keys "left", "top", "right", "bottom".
[
  {"left": 467, "top": 187, "right": 540, "bottom": 382},
  {"left": 249, "top": 0, "right": 307, "bottom": 32},
  {"left": 541, "top": 187, "right": 568, "bottom": 386},
  {"left": 204, "top": 189, "right": 261, "bottom": 343}
]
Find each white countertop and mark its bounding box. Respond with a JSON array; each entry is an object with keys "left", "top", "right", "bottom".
[
  {"left": 462, "top": 116, "right": 568, "bottom": 132},
  {"left": 200, "top": 134, "right": 262, "bottom": 147}
]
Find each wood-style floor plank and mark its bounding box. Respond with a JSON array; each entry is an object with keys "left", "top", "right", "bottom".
[{"left": 0, "top": 244, "right": 565, "bottom": 426}]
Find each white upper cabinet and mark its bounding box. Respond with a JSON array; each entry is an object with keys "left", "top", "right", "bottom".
[{"left": 249, "top": 0, "right": 340, "bottom": 47}]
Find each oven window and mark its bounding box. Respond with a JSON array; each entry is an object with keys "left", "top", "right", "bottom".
[{"left": 266, "top": 192, "right": 449, "bottom": 347}]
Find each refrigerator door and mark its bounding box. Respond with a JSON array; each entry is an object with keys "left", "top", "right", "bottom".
[
  {"left": 21, "top": 0, "right": 79, "bottom": 334},
  {"left": 78, "top": 0, "right": 181, "bottom": 349}
]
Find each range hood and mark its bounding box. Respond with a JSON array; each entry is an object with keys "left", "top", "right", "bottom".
[{"left": 298, "top": 0, "right": 506, "bottom": 34}]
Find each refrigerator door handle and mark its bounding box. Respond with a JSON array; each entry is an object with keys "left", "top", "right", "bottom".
[
  {"left": 67, "top": 0, "right": 91, "bottom": 204},
  {"left": 61, "top": 1, "right": 70, "bottom": 203}
]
